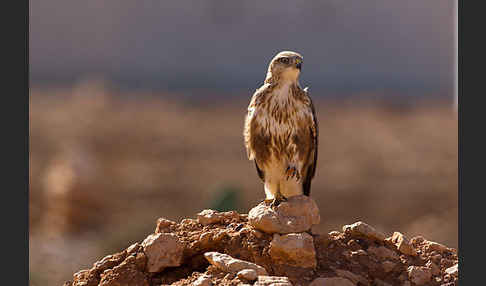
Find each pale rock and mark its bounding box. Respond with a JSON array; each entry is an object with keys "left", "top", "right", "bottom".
[
  {"left": 254, "top": 276, "right": 292, "bottom": 286},
  {"left": 197, "top": 209, "right": 240, "bottom": 226},
  {"left": 269, "top": 232, "right": 317, "bottom": 268},
  {"left": 334, "top": 269, "right": 369, "bottom": 285},
  {"left": 248, "top": 195, "right": 320, "bottom": 234},
  {"left": 425, "top": 241, "right": 450, "bottom": 253},
  {"left": 309, "top": 277, "right": 354, "bottom": 286},
  {"left": 388, "top": 232, "right": 417, "bottom": 256},
  {"left": 407, "top": 266, "right": 432, "bottom": 285},
  {"left": 342, "top": 221, "right": 386, "bottom": 241},
  {"left": 237, "top": 269, "right": 258, "bottom": 281},
  {"left": 194, "top": 275, "right": 213, "bottom": 286},
  {"left": 367, "top": 246, "right": 399, "bottom": 261},
  {"left": 445, "top": 264, "right": 458, "bottom": 276},
  {"left": 155, "top": 218, "right": 176, "bottom": 233},
  {"left": 141, "top": 233, "right": 184, "bottom": 272},
  {"left": 204, "top": 252, "right": 268, "bottom": 276}
]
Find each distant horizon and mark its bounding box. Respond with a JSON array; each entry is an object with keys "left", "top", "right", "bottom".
[{"left": 30, "top": 76, "right": 455, "bottom": 107}]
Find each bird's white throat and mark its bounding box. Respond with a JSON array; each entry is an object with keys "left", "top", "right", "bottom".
[{"left": 280, "top": 68, "right": 300, "bottom": 82}]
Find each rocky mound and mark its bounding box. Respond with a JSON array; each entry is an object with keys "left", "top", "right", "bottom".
[{"left": 63, "top": 196, "right": 458, "bottom": 286}]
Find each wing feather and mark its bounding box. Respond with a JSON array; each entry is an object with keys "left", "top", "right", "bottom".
[
  {"left": 302, "top": 88, "right": 319, "bottom": 196},
  {"left": 244, "top": 83, "right": 273, "bottom": 182}
]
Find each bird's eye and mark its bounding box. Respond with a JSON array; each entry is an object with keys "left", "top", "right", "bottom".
[{"left": 280, "top": 58, "right": 290, "bottom": 64}]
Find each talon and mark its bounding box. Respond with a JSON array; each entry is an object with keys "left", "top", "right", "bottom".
[
  {"left": 270, "top": 198, "right": 279, "bottom": 209},
  {"left": 264, "top": 199, "right": 273, "bottom": 205},
  {"left": 270, "top": 195, "right": 287, "bottom": 209}
]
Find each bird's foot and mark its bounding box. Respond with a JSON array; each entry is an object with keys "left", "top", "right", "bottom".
[
  {"left": 269, "top": 195, "right": 287, "bottom": 209},
  {"left": 285, "top": 165, "right": 301, "bottom": 181}
]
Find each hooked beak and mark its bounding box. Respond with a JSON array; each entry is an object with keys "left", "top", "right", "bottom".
[{"left": 295, "top": 58, "right": 302, "bottom": 70}]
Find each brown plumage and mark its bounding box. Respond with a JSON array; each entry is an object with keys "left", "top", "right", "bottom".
[{"left": 244, "top": 51, "right": 318, "bottom": 205}]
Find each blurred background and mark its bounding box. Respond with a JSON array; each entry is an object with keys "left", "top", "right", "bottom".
[{"left": 29, "top": 1, "right": 458, "bottom": 285}]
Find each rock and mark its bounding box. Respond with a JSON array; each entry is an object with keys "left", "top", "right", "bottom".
[
  {"left": 141, "top": 233, "right": 184, "bottom": 272},
  {"left": 197, "top": 209, "right": 240, "bottom": 226},
  {"left": 315, "top": 233, "right": 332, "bottom": 248},
  {"left": 342, "top": 221, "right": 386, "bottom": 241},
  {"left": 388, "top": 232, "right": 417, "bottom": 256},
  {"left": 99, "top": 257, "right": 149, "bottom": 286},
  {"left": 204, "top": 252, "right": 268, "bottom": 276},
  {"left": 252, "top": 229, "right": 264, "bottom": 238},
  {"left": 199, "top": 232, "right": 212, "bottom": 245},
  {"left": 445, "top": 264, "right": 458, "bottom": 276},
  {"left": 367, "top": 246, "right": 399, "bottom": 261},
  {"left": 425, "top": 260, "right": 440, "bottom": 276},
  {"left": 248, "top": 195, "right": 320, "bottom": 234},
  {"left": 373, "top": 278, "right": 392, "bottom": 286},
  {"left": 329, "top": 231, "right": 342, "bottom": 238},
  {"left": 407, "top": 266, "right": 432, "bottom": 285},
  {"left": 126, "top": 243, "right": 141, "bottom": 256},
  {"left": 93, "top": 251, "right": 127, "bottom": 272},
  {"left": 346, "top": 239, "right": 362, "bottom": 251},
  {"left": 309, "top": 277, "right": 354, "bottom": 286},
  {"left": 254, "top": 275, "right": 292, "bottom": 286},
  {"left": 180, "top": 218, "right": 194, "bottom": 225},
  {"left": 213, "top": 229, "right": 229, "bottom": 241},
  {"left": 193, "top": 275, "right": 213, "bottom": 286},
  {"left": 425, "top": 241, "right": 450, "bottom": 253},
  {"left": 237, "top": 269, "right": 258, "bottom": 281},
  {"left": 269, "top": 232, "right": 317, "bottom": 268},
  {"left": 382, "top": 261, "right": 396, "bottom": 273},
  {"left": 333, "top": 269, "right": 369, "bottom": 285},
  {"left": 70, "top": 269, "right": 98, "bottom": 286},
  {"left": 155, "top": 218, "right": 176, "bottom": 233},
  {"left": 440, "top": 258, "right": 455, "bottom": 269},
  {"left": 64, "top": 208, "right": 458, "bottom": 286}
]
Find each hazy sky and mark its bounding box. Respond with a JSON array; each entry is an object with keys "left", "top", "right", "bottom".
[{"left": 30, "top": 1, "right": 456, "bottom": 95}]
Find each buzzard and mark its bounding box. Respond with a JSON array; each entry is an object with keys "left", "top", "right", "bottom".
[{"left": 244, "top": 51, "right": 318, "bottom": 206}]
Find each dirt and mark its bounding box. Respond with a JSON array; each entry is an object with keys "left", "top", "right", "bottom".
[{"left": 63, "top": 210, "right": 458, "bottom": 286}]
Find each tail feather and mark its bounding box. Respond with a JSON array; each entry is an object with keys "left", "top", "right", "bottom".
[{"left": 302, "top": 177, "right": 312, "bottom": 196}]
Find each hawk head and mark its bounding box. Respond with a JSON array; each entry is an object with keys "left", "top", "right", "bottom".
[{"left": 265, "top": 51, "right": 303, "bottom": 84}]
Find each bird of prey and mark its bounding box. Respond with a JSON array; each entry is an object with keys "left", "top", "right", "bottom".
[{"left": 244, "top": 51, "right": 318, "bottom": 206}]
